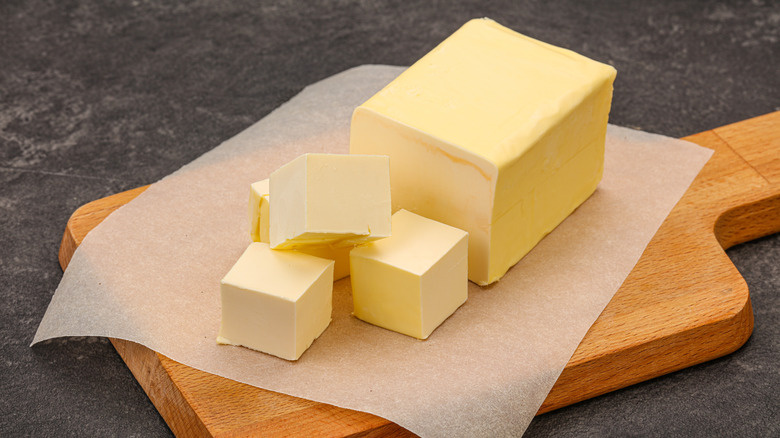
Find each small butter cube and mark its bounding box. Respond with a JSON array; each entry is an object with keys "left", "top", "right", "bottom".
[
  {"left": 217, "top": 242, "right": 334, "bottom": 361},
  {"left": 269, "top": 153, "right": 391, "bottom": 250},
  {"left": 350, "top": 209, "right": 468, "bottom": 339},
  {"left": 350, "top": 18, "right": 616, "bottom": 285},
  {"left": 248, "top": 179, "right": 270, "bottom": 243},
  {"left": 248, "top": 178, "right": 352, "bottom": 280}
]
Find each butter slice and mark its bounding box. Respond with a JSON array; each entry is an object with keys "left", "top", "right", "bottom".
[
  {"left": 350, "top": 18, "right": 616, "bottom": 285},
  {"left": 217, "top": 242, "right": 334, "bottom": 361},
  {"left": 269, "top": 153, "right": 392, "bottom": 249},
  {"left": 249, "top": 179, "right": 270, "bottom": 243},
  {"left": 249, "top": 178, "right": 351, "bottom": 280},
  {"left": 350, "top": 209, "right": 468, "bottom": 339}
]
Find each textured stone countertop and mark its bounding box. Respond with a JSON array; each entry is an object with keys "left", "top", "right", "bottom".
[{"left": 2, "top": 1, "right": 778, "bottom": 437}]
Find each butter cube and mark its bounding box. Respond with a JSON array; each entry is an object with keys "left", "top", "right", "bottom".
[
  {"left": 269, "top": 153, "right": 391, "bottom": 250},
  {"left": 350, "top": 209, "right": 468, "bottom": 339},
  {"left": 350, "top": 18, "right": 616, "bottom": 285},
  {"left": 248, "top": 178, "right": 352, "bottom": 280},
  {"left": 217, "top": 242, "right": 334, "bottom": 361}
]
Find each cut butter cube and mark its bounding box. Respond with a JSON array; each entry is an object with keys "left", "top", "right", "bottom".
[
  {"left": 249, "top": 178, "right": 351, "bottom": 280},
  {"left": 217, "top": 242, "right": 334, "bottom": 361},
  {"left": 350, "top": 18, "right": 617, "bottom": 285},
  {"left": 269, "top": 153, "right": 391, "bottom": 250},
  {"left": 350, "top": 209, "right": 468, "bottom": 340}
]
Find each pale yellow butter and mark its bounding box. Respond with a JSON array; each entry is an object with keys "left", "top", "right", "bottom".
[
  {"left": 217, "top": 242, "right": 334, "bottom": 361},
  {"left": 269, "top": 153, "right": 392, "bottom": 250},
  {"left": 293, "top": 244, "right": 352, "bottom": 281},
  {"left": 248, "top": 179, "right": 270, "bottom": 243},
  {"left": 350, "top": 18, "right": 616, "bottom": 285},
  {"left": 248, "top": 178, "right": 352, "bottom": 280},
  {"left": 350, "top": 209, "right": 468, "bottom": 340}
]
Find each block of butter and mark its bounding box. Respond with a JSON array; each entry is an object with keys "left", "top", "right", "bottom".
[
  {"left": 269, "top": 153, "right": 392, "bottom": 250},
  {"left": 350, "top": 209, "right": 468, "bottom": 339},
  {"left": 217, "top": 242, "right": 334, "bottom": 361},
  {"left": 350, "top": 18, "right": 617, "bottom": 285},
  {"left": 249, "top": 178, "right": 351, "bottom": 280}
]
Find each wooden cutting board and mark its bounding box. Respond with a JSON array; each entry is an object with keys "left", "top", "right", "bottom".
[{"left": 58, "top": 111, "right": 780, "bottom": 437}]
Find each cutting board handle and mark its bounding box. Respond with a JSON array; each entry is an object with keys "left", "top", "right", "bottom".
[
  {"left": 697, "top": 111, "right": 780, "bottom": 248},
  {"left": 716, "top": 193, "right": 780, "bottom": 249}
]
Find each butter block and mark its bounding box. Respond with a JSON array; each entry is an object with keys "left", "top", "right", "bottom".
[
  {"left": 350, "top": 18, "right": 616, "bottom": 285},
  {"left": 350, "top": 209, "right": 468, "bottom": 339},
  {"left": 269, "top": 153, "right": 392, "bottom": 249},
  {"left": 217, "top": 242, "right": 334, "bottom": 361},
  {"left": 248, "top": 178, "right": 352, "bottom": 280}
]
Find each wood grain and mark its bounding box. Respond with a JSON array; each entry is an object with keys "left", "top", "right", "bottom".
[{"left": 59, "top": 111, "right": 780, "bottom": 437}]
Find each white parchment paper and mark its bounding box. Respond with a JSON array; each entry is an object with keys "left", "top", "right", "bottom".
[{"left": 33, "top": 65, "right": 713, "bottom": 437}]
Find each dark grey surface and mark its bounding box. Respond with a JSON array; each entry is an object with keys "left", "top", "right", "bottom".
[{"left": 1, "top": 1, "right": 778, "bottom": 436}]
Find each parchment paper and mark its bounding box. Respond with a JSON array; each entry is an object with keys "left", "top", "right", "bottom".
[{"left": 33, "top": 65, "right": 713, "bottom": 437}]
